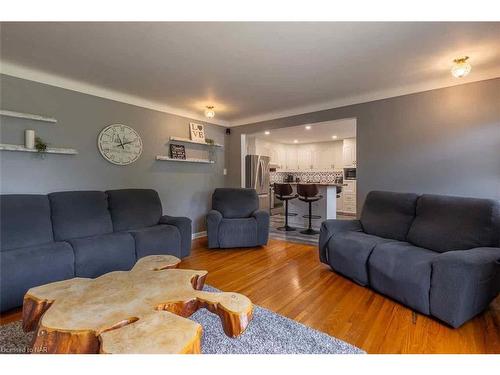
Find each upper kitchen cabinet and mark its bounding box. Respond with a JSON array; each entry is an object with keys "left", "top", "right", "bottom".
[
  {"left": 297, "top": 144, "right": 313, "bottom": 170},
  {"left": 285, "top": 146, "right": 298, "bottom": 170},
  {"left": 342, "top": 138, "right": 357, "bottom": 167},
  {"left": 270, "top": 143, "right": 286, "bottom": 168}
]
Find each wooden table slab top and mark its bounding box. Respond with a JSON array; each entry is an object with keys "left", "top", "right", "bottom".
[{"left": 22, "top": 255, "right": 253, "bottom": 354}]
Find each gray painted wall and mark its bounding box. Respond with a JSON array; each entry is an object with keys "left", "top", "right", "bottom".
[
  {"left": 0, "top": 74, "right": 227, "bottom": 232},
  {"left": 226, "top": 78, "right": 500, "bottom": 212}
]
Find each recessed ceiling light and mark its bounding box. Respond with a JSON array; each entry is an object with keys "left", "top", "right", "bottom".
[
  {"left": 293, "top": 140, "right": 298, "bottom": 143},
  {"left": 332, "top": 135, "right": 338, "bottom": 139},
  {"left": 451, "top": 56, "right": 471, "bottom": 78},
  {"left": 264, "top": 131, "right": 270, "bottom": 135},
  {"left": 305, "top": 125, "right": 311, "bottom": 130}
]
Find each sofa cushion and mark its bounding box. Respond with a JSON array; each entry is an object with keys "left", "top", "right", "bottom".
[
  {"left": 218, "top": 218, "right": 258, "bottom": 248},
  {"left": 68, "top": 232, "right": 136, "bottom": 278},
  {"left": 407, "top": 194, "right": 500, "bottom": 252},
  {"left": 0, "top": 242, "right": 74, "bottom": 312},
  {"left": 107, "top": 189, "right": 162, "bottom": 231},
  {"left": 212, "top": 188, "right": 258, "bottom": 219},
  {"left": 129, "top": 225, "right": 181, "bottom": 259},
  {"left": 49, "top": 191, "right": 113, "bottom": 241},
  {"left": 0, "top": 195, "right": 53, "bottom": 251},
  {"left": 368, "top": 241, "right": 439, "bottom": 314},
  {"left": 327, "top": 231, "right": 394, "bottom": 286},
  {"left": 360, "top": 191, "right": 419, "bottom": 241}
]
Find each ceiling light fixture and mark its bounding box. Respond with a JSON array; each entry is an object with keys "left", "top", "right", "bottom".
[
  {"left": 264, "top": 131, "right": 270, "bottom": 135},
  {"left": 305, "top": 125, "right": 311, "bottom": 130},
  {"left": 332, "top": 135, "right": 338, "bottom": 139},
  {"left": 293, "top": 140, "right": 298, "bottom": 143},
  {"left": 451, "top": 56, "right": 471, "bottom": 78},
  {"left": 204, "top": 106, "right": 215, "bottom": 119}
]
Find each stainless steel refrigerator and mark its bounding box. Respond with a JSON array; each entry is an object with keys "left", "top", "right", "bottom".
[{"left": 245, "top": 154, "right": 270, "bottom": 211}]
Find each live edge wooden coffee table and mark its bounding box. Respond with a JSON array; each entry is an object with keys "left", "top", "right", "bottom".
[{"left": 22, "top": 255, "right": 253, "bottom": 354}]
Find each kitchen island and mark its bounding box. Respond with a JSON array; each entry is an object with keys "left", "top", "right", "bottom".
[{"left": 285, "top": 183, "right": 341, "bottom": 231}]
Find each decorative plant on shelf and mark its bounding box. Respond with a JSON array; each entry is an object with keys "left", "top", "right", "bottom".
[
  {"left": 35, "top": 137, "right": 48, "bottom": 153},
  {"left": 205, "top": 138, "right": 215, "bottom": 145}
]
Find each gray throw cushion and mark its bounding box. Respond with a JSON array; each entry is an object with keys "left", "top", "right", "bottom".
[
  {"left": 368, "top": 241, "right": 439, "bottom": 314},
  {"left": 68, "top": 232, "right": 136, "bottom": 278},
  {"left": 360, "top": 191, "right": 419, "bottom": 241},
  {"left": 106, "top": 189, "right": 163, "bottom": 231},
  {"left": 129, "top": 224, "right": 181, "bottom": 259},
  {"left": 212, "top": 188, "right": 259, "bottom": 219},
  {"left": 327, "top": 231, "right": 394, "bottom": 286},
  {"left": 218, "top": 218, "right": 258, "bottom": 248},
  {"left": 0, "top": 195, "right": 54, "bottom": 251},
  {"left": 0, "top": 241, "right": 74, "bottom": 311},
  {"left": 407, "top": 194, "right": 500, "bottom": 252},
  {"left": 49, "top": 191, "right": 113, "bottom": 241}
]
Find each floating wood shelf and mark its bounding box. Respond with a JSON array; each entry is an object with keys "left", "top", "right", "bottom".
[
  {"left": 0, "top": 144, "right": 78, "bottom": 155},
  {"left": 155, "top": 155, "right": 215, "bottom": 164},
  {"left": 0, "top": 110, "right": 57, "bottom": 123},
  {"left": 169, "top": 136, "right": 223, "bottom": 148}
]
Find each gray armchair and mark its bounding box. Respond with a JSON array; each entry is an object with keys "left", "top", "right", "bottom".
[{"left": 207, "top": 188, "right": 269, "bottom": 248}]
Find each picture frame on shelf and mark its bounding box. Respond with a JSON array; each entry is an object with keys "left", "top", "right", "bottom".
[
  {"left": 189, "top": 122, "right": 205, "bottom": 143},
  {"left": 169, "top": 144, "right": 186, "bottom": 160}
]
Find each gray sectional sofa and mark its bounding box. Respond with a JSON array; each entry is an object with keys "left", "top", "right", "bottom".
[
  {"left": 319, "top": 191, "right": 500, "bottom": 328},
  {"left": 207, "top": 188, "right": 269, "bottom": 248},
  {"left": 0, "top": 189, "right": 191, "bottom": 312}
]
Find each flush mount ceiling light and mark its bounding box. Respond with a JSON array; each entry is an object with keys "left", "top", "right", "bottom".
[
  {"left": 305, "top": 125, "right": 311, "bottom": 130},
  {"left": 264, "top": 130, "right": 270, "bottom": 135},
  {"left": 332, "top": 135, "right": 338, "bottom": 139},
  {"left": 204, "top": 106, "right": 215, "bottom": 119},
  {"left": 451, "top": 56, "right": 472, "bottom": 78},
  {"left": 293, "top": 139, "right": 298, "bottom": 143}
]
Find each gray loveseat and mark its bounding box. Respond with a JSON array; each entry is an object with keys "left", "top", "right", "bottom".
[
  {"left": 206, "top": 188, "right": 269, "bottom": 248},
  {"left": 0, "top": 189, "right": 191, "bottom": 312},
  {"left": 319, "top": 191, "right": 500, "bottom": 328}
]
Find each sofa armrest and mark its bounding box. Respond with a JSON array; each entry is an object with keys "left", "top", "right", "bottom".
[
  {"left": 318, "top": 219, "right": 362, "bottom": 263},
  {"left": 159, "top": 215, "right": 192, "bottom": 258},
  {"left": 252, "top": 210, "right": 270, "bottom": 246},
  {"left": 430, "top": 247, "right": 500, "bottom": 328},
  {"left": 206, "top": 210, "right": 223, "bottom": 249}
]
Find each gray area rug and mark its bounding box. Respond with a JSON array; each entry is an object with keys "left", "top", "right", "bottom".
[{"left": 0, "top": 285, "right": 363, "bottom": 354}]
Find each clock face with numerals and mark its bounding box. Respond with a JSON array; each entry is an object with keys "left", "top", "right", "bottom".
[{"left": 98, "top": 124, "right": 143, "bottom": 165}]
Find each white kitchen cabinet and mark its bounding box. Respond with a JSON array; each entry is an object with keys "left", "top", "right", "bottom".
[
  {"left": 297, "top": 144, "right": 313, "bottom": 170},
  {"left": 270, "top": 144, "right": 286, "bottom": 169},
  {"left": 342, "top": 138, "right": 357, "bottom": 167},
  {"left": 341, "top": 180, "right": 357, "bottom": 214},
  {"left": 285, "top": 146, "right": 298, "bottom": 170}
]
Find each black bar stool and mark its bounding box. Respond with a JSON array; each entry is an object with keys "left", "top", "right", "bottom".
[
  {"left": 297, "top": 184, "right": 323, "bottom": 235},
  {"left": 274, "top": 183, "right": 298, "bottom": 231}
]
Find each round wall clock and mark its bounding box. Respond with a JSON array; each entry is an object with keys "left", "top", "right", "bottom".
[{"left": 98, "top": 124, "right": 143, "bottom": 165}]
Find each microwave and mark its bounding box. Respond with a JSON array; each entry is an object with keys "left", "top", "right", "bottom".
[{"left": 344, "top": 167, "right": 356, "bottom": 180}]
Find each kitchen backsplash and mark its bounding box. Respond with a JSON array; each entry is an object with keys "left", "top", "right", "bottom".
[{"left": 270, "top": 171, "right": 343, "bottom": 184}]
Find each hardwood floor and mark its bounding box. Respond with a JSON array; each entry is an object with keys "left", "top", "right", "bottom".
[{"left": 2, "top": 238, "right": 499, "bottom": 353}]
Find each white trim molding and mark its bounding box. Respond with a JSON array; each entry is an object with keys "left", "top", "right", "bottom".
[
  {"left": 0, "top": 61, "right": 231, "bottom": 127},
  {"left": 192, "top": 231, "right": 207, "bottom": 240},
  {"left": 2, "top": 60, "right": 499, "bottom": 129}
]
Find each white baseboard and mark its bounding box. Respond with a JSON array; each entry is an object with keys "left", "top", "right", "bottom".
[{"left": 192, "top": 231, "right": 207, "bottom": 240}]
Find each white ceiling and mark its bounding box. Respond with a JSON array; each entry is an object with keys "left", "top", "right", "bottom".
[
  {"left": 1, "top": 22, "right": 499, "bottom": 126},
  {"left": 250, "top": 118, "right": 356, "bottom": 144}
]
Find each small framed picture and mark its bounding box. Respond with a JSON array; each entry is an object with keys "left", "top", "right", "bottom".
[
  {"left": 170, "top": 144, "right": 186, "bottom": 159},
  {"left": 189, "top": 122, "right": 206, "bottom": 143}
]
